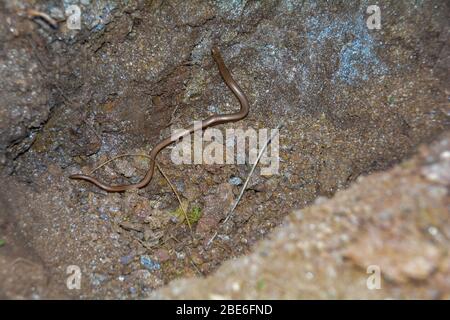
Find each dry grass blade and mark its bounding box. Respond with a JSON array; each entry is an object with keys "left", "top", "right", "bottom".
[
  {"left": 206, "top": 123, "right": 283, "bottom": 247},
  {"left": 156, "top": 163, "right": 192, "bottom": 234},
  {"left": 90, "top": 153, "right": 193, "bottom": 234}
]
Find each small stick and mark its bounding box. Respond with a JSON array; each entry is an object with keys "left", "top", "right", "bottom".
[
  {"left": 89, "top": 154, "right": 193, "bottom": 234},
  {"left": 190, "top": 260, "right": 204, "bottom": 276},
  {"left": 26, "top": 9, "right": 59, "bottom": 29},
  {"left": 89, "top": 154, "right": 149, "bottom": 175},
  {"left": 206, "top": 123, "right": 283, "bottom": 247},
  {"left": 156, "top": 162, "right": 193, "bottom": 234}
]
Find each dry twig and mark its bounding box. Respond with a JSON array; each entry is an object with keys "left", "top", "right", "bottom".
[{"left": 206, "top": 123, "right": 283, "bottom": 247}]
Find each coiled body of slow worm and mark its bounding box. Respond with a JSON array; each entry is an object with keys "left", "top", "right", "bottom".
[{"left": 69, "top": 46, "right": 250, "bottom": 192}]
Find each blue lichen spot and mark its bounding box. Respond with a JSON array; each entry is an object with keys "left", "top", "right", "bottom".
[
  {"left": 140, "top": 255, "right": 161, "bottom": 271},
  {"left": 306, "top": 12, "right": 388, "bottom": 85},
  {"left": 215, "top": 0, "right": 246, "bottom": 18}
]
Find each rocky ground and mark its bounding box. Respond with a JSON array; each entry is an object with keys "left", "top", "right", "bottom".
[
  {"left": 0, "top": 0, "right": 449, "bottom": 299},
  {"left": 153, "top": 132, "right": 450, "bottom": 299}
]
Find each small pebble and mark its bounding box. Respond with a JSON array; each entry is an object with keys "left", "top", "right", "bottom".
[
  {"left": 140, "top": 255, "right": 161, "bottom": 271},
  {"left": 120, "top": 254, "right": 134, "bottom": 265},
  {"left": 154, "top": 249, "right": 171, "bottom": 262},
  {"left": 229, "top": 176, "right": 243, "bottom": 185},
  {"left": 176, "top": 251, "right": 186, "bottom": 260}
]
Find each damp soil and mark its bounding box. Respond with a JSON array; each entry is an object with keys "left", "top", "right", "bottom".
[{"left": 0, "top": 1, "right": 449, "bottom": 299}]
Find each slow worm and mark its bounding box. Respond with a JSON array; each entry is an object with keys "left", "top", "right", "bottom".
[{"left": 69, "top": 46, "right": 250, "bottom": 192}]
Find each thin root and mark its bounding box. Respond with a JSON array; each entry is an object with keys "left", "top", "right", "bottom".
[
  {"left": 206, "top": 123, "right": 283, "bottom": 248},
  {"left": 90, "top": 153, "right": 193, "bottom": 235},
  {"left": 26, "top": 9, "right": 59, "bottom": 29}
]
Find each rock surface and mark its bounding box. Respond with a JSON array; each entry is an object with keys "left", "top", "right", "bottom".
[
  {"left": 0, "top": 0, "right": 448, "bottom": 299},
  {"left": 153, "top": 132, "right": 450, "bottom": 299}
]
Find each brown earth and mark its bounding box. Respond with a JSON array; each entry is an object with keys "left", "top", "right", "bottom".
[{"left": 0, "top": 0, "right": 448, "bottom": 299}]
